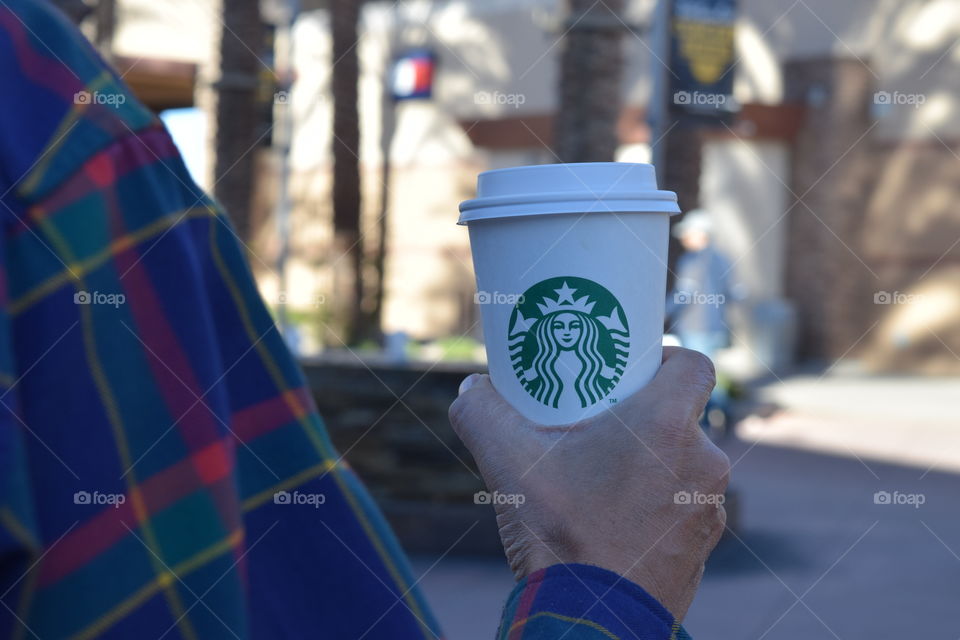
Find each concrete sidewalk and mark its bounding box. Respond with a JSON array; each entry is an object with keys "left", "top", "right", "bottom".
[
  {"left": 738, "top": 371, "right": 960, "bottom": 474},
  {"left": 685, "top": 438, "right": 960, "bottom": 639},
  {"left": 412, "top": 372, "right": 960, "bottom": 639}
]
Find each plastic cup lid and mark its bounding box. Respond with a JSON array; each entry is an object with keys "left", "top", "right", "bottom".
[{"left": 458, "top": 162, "right": 680, "bottom": 224}]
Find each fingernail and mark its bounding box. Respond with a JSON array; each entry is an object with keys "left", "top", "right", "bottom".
[{"left": 458, "top": 374, "right": 480, "bottom": 396}]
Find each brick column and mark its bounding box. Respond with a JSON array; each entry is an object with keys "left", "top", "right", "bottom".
[{"left": 783, "top": 58, "right": 877, "bottom": 360}]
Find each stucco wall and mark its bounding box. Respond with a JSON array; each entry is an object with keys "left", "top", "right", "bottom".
[{"left": 107, "top": 0, "right": 960, "bottom": 360}]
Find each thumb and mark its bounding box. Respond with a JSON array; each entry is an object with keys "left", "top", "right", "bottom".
[
  {"left": 448, "top": 374, "right": 528, "bottom": 460},
  {"left": 630, "top": 347, "right": 716, "bottom": 424}
]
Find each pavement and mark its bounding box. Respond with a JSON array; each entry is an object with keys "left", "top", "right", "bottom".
[
  {"left": 737, "top": 371, "right": 960, "bottom": 474},
  {"left": 410, "top": 370, "right": 960, "bottom": 640}
]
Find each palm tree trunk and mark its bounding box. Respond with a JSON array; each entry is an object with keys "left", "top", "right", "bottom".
[
  {"left": 554, "top": 0, "right": 626, "bottom": 162},
  {"left": 94, "top": 0, "right": 116, "bottom": 52},
  {"left": 214, "top": 0, "right": 264, "bottom": 245},
  {"left": 331, "top": 0, "right": 365, "bottom": 345}
]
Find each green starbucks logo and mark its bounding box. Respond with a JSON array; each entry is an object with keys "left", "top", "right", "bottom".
[{"left": 508, "top": 277, "right": 629, "bottom": 409}]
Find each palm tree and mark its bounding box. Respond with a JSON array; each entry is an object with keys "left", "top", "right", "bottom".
[
  {"left": 214, "top": 0, "right": 265, "bottom": 245},
  {"left": 330, "top": 0, "right": 365, "bottom": 345},
  {"left": 94, "top": 0, "right": 116, "bottom": 52},
  {"left": 554, "top": 0, "right": 626, "bottom": 162},
  {"left": 51, "top": 0, "right": 113, "bottom": 52}
]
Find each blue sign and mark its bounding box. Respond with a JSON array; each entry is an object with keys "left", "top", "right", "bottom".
[{"left": 668, "top": 0, "right": 738, "bottom": 121}]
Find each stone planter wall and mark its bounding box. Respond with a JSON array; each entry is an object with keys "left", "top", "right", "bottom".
[{"left": 301, "top": 355, "right": 504, "bottom": 555}]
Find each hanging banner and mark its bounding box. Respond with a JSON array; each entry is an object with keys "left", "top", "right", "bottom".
[{"left": 668, "top": 0, "right": 738, "bottom": 122}]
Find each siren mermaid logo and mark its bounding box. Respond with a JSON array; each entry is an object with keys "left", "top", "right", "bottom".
[{"left": 509, "top": 277, "right": 629, "bottom": 410}]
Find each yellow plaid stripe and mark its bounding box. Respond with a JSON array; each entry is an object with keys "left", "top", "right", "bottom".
[
  {"left": 16, "top": 71, "right": 114, "bottom": 198},
  {"left": 32, "top": 214, "right": 200, "bottom": 640},
  {"left": 9, "top": 206, "right": 217, "bottom": 315},
  {"left": 71, "top": 529, "right": 245, "bottom": 640}
]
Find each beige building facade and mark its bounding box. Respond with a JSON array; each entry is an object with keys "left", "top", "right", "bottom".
[{"left": 109, "top": 0, "right": 960, "bottom": 371}]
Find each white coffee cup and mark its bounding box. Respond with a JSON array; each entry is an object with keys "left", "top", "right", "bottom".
[{"left": 459, "top": 163, "right": 679, "bottom": 425}]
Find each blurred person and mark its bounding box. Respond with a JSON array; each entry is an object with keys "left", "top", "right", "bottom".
[
  {"left": 0, "top": 2, "right": 727, "bottom": 638},
  {"left": 666, "top": 209, "right": 742, "bottom": 430}
]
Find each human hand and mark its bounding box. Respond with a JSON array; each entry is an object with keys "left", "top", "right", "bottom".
[{"left": 449, "top": 347, "right": 730, "bottom": 621}]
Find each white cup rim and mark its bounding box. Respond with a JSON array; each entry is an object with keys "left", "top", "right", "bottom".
[{"left": 458, "top": 162, "right": 680, "bottom": 224}]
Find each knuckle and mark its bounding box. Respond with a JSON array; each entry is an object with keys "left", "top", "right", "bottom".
[
  {"left": 716, "top": 505, "right": 728, "bottom": 529},
  {"left": 707, "top": 445, "right": 731, "bottom": 477},
  {"left": 662, "top": 353, "right": 718, "bottom": 422},
  {"left": 685, "top": 349, "right": 717, "bottom": 391},
  {"left": 710, "top": 505, "right": 728, "bottom": 540},
  {"left": 448, "top": 395, "right": 469, "bottom": 433},
  {"left": 673, "top": 348, "right": 716, "bottom": 391},
  {"left": 700, "top": 445, "right": 731, "bottom": 488}
]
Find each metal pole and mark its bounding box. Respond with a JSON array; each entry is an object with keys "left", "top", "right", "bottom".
[
  {"left": 648, "top": 0, "right": 671, "bottom": 178},
  {"left": 275, "top": 0, "right": 298, "bottom": 338}
]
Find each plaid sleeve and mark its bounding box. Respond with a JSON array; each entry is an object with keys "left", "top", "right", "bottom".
[
  {"left": 0, "top": 1, "right": 441, "bottom": 638},
  {"left": 0, "top": 214, "right": 43, "bottom": 622},
  {"left": 499, "top": 564, "right": 692, "bottom": 640}
]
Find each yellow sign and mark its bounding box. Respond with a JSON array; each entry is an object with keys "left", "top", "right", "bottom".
[{"left": 673, "top": 18, "right": 735, "bottom": 85}]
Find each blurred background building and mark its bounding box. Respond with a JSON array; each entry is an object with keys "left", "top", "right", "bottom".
[{"left": 92, "top": 0, "right": 960, "bottom": 377}]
